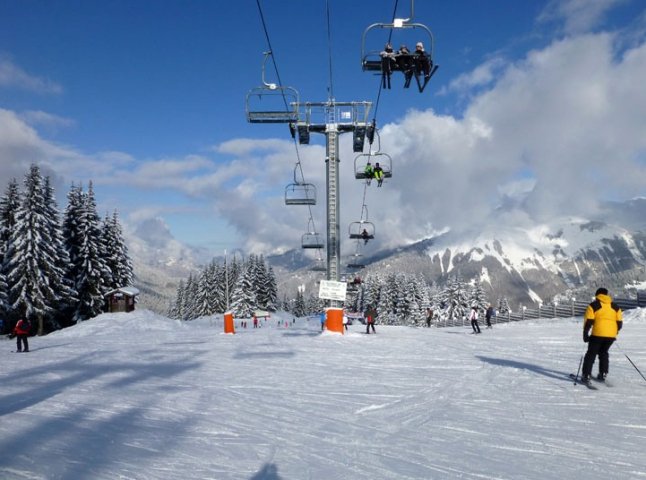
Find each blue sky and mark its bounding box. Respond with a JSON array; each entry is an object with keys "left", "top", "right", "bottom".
[{"left": 2, "top": 0, "right": 646, "bottom": 259}]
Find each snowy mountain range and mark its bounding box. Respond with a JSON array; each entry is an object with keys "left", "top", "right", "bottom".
[{"left": 129, "top": 200, "right": 646, "bottom": 313}]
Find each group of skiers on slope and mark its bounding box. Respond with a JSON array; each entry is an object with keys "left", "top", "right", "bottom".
[
  {"left": 422, "top": 305, "right": 495, "bottom": 332},
  {"left": 5, "top": 288, "right": 624, "bottom": 385}
]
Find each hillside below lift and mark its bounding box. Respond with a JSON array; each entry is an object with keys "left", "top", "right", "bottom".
[
  {"left": 246, "top": 52, "right": 299, "bottom": 124},
  {"left": 361, "top": 0, "right": 439, "bottom": 93},
  {"left": 290, "top": 100, "right": 372, "bottom": 287}
]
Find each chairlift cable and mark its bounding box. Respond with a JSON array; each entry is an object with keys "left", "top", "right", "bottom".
[
  {"left": 255, "top": 0, "right": 290, "bottom": 112},
  {"left": 369, "top": 0, "right": 399, "bottom": 124},
  {"left": 255, "top": 0, "right": 322, "bottom": 251},
  {"left": 326, "top": 0, "right": 335, "bottom": 100}
]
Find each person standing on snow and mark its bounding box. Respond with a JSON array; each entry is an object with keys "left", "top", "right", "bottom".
[
  {"left": 425, "top": 307, "right": 434, "bottom": 328},
  {"left": 485, "top": 304, "right": 494, "bottom": 328},
  {"left": 581, "top": 287, "right": 623, "bottom": 384},
  {"left": 469, "top": 306, "right": 481, "bottom": 334},
  {"left": 365, "top": 307, "right": 376, "bottom": 334},
  {"left": 13, "top": 318, "right": 31, "bottom": 352}
]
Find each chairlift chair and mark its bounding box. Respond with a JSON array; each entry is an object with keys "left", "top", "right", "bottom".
[
  {"left": 285, "top": 182, "right": 316, "bottom": 206},
  {"left": 302, "top": 232, "right": 324, "bottom": 249},
  {"left": 246, "top": 52, "right": 300, "bottom": 123},
  {"left": 346, "top": 261, "right": 365, "bottom": 269},
  {"left": 354, "top": 152, "right": 393, "bottom": 180},
  {"left": 311, "top": 261, "right": 327, "bottom": 272},
  {"left": 360, "top": 8, "right": 439, "bottom": 93},
  {"left": 349, "top": 221, "right": 375, "bottom": 240}
]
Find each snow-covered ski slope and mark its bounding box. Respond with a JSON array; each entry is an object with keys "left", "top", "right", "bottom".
[{"left": 2, "top": 309, "right": 645, "bottom": 480}]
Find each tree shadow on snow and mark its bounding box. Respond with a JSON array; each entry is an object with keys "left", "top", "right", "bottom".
[
  {"left": 249, "top": 463, "right": 282, "bottom": 480},
  {"left": 476, "top": 356, "right": 570, "bottom": 382}
]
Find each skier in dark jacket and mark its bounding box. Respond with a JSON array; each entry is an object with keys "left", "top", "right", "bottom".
[
  {"left": 581, "top": 288, "right": 622, "bottom": 384},
  {"left": 485, "top": 305, "right": 494, "bottom": 328},
  {"left": 425, "top": 308, "right": 434, "bottom": 327}
]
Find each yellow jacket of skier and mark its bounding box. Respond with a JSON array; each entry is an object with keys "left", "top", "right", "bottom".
[{"left": 583, "top": 293, "right": 623, "bottom": 338}]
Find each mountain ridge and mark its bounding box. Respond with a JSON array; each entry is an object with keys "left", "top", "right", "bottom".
[{"left": 128, "top": 202, "right": 646, "bottom": 313}]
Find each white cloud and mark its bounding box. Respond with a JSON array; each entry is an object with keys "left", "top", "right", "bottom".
[
  {"left": 538, "top": 0, "right": 628, "bottom": 34},
  {"left": 18, "top": 110, "right": 75, "bottom": 129},
  {"left": 0, "top": 57, "right": 63, "bottom": 94},
  {"left": 445, "top": 56, "right": 507, "bottom": 95}
]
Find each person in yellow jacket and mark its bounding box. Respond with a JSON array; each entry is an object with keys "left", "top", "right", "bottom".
[{"left": 581, "top": 287, "right": 623, "bottom": 383}]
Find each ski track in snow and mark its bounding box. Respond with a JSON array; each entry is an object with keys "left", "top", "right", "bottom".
[{"left": 1, "top": 312, "right": 646, "bottom": 479}]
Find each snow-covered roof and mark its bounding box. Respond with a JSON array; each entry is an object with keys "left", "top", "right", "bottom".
[{"left": 104, "top": 286, "right": 140, "bottom": 297}]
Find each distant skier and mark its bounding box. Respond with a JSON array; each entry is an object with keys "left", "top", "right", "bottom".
[
  {"left": 485, "top": 305, "right": 494, "bottom": 328},
  {"left": 425, "top": 307, "right": 434, "bottom": 328},
  {"left": 12, "top": 318, "right": 31, "bottom": 352},
  {"left": 365, "top": 307, "right": 376, "bottom": 334},
  {"left": 581, "top": 287, "right": 623, "bottom": 384},
  {"left": 320, "top": 312, "right": 326, "bottom": 332},
  {"left": 469, "top": 306, "right": 481, "bottom": 334}
]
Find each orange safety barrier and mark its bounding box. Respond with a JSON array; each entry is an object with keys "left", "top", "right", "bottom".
[
  {"left": 224, "top": 312, "right": 235, "bottom": 334},
  {"left": 326, "top": 308, "right": 344, "bottom": 334}
]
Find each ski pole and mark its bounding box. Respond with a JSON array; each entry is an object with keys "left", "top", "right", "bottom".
[
  {"left": 616, "top": 342, "right": 646, "bottom": 384},
  {"left": 573, "top": 354, "right": 584, "bottom": 385}
]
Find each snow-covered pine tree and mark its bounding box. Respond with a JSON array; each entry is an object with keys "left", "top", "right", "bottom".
[
  {"left": 42, "top": 176, "right": 77, "bottom": 329},
  {"left": 71, "top": 182, "right": 112, "bottom": 322},
  {"left": 5, "top": 165, "right": 62, "bottom": 333},
  {"left": 193, "top": 266, "right": 213, "bottom": 318},
  {"left": 469, "top": 282, "right": 489, "bottom": 313},
  {"left": 497, "top": 297, "right": 511, "bottom": 315},
  {"left": 168, "top": 279, "right": 185, "bottom": 320},
  {"left": 102, "top": 210, "right": 134, "bottom": 290},
  {"left": 182, "top": 273, "right": 199, "bottom": 320},
  {"left": 62, "top": 183, "right": 85, "bottom": 300},
  {"left": 361, "top": 273, "right": 382, "bottom": 315},
  {"left": 438, "top": 276, "right": 470, "bottom": 322},
  {"left": 0, "top": 178, "right": 19, "bottom": 324},
  {"left": 0, "top": 178, "right": 20, "bottom": 254},
  {"left": 264, "top": 265, "right": 278, "bottom": 312},
  {"left": 213, "top": 262, "right": 227, "bottom": 313},
  {"left": 378, "top": 273, "right": 400, "bottom": 325},
  {"left": 404, "top": 276, "right": 425, "bottom": 326},
  {"left": 0, "top": 271, "right": 7, "bottom": 331},
  {"left": 292, "top": 289, "right": 306, "bottom": 317},
  {"left": 230, "top": 262, "right": 256, "bottom": 318},
  {"left": 249, "top": 254, "right": 267, "bottom": 309}
]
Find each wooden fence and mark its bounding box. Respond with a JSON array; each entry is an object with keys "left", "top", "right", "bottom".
[{"left": 435, "top": 292, "right": 646, "bottom": 328}]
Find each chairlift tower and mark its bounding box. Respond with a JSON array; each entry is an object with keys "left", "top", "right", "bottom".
[
  {"left": 245, "top": 54, "right": 372, "bottom": 300},
  {"left": 292, "top": 100, "right": 372, "bottom": 293}
]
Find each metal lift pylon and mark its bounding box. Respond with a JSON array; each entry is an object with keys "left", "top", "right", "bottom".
[{"left": 291, "top": 100, "right": 372, "bottom": 305}]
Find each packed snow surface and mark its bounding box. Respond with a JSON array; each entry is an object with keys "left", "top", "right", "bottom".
[{"left": 2, "top": 309, "right": 646, "bottom": 479}]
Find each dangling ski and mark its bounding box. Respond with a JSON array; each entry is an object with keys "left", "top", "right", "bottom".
[{"left": 569, "top": 373, "right": 598, "bottom": 390}]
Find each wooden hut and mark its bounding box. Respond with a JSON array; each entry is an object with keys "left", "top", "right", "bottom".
[{"left": 104, "top": 287, "right": 140, "bottom": 313}]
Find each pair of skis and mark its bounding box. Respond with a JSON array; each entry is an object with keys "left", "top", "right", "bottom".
[{"left": 569, "top": 373, "right": 612, "bottom": 389}]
